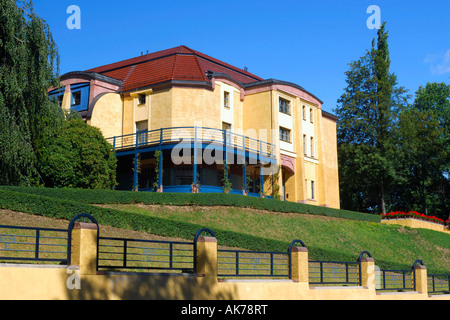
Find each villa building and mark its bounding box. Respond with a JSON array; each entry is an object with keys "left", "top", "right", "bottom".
[{"left": 49, "top": 45, "right": 340, "bottom": 209}]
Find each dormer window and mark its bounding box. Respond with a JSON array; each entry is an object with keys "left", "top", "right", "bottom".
[
  {"left": 69, "top": 83, "right": 90, "bottom": 112},
  {"left": 138, "top": 94, "right": 146, "bottom": 105},
  {"left": 71, "top": 91, "right": 81, "bottom": 106}
]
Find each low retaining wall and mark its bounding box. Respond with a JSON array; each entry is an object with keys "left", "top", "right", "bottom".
[
  {"left": 381, "top": 218, "right": 450, "bottom": 234},
  {"left": 0, "top": 263, "right": 448, "bottom": 300}
]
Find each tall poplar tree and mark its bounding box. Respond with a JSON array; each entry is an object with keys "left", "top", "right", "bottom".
[{"left": 335, "top": 22, "right": 409, "bottom": 214}]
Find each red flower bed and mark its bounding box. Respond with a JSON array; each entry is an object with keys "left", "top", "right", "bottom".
[{"left": 381, "top": 211, "right": 446, "bottom": 225}]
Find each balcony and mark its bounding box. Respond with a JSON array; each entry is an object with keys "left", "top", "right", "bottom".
[{"left": 106, "top": 126, "right": 277, "bottom": 162}]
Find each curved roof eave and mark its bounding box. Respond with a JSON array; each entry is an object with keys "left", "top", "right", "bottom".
[
  {"left": 60, "top": 71, "right": 123, "bottom": 88},
  {"left": 243, "top": 79, "right": 324, "bottom": 105}
]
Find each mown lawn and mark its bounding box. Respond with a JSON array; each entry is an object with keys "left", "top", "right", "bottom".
[{"left": 102, "top": 203, "right": 450, "bottom": 273}]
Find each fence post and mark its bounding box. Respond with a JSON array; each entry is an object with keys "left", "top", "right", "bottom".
[
  {"left": 289, "top": 240, "right": 308, "bottom": 284},
  {"left": 195, "top": 229, "right": 217, "bottom": 280},
  {"left": 69, "top": 214, "right": 99, "bottom": 276},
  {"left": 413, "top": 260, "right": 428, "bottom": 295},
  {"left": 359, "top": 252, "right": 375, "bottom": 289}
]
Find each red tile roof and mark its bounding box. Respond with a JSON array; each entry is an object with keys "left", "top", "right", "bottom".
[{"left": 86, "top": 45, "right": 263, "bottom": 92}]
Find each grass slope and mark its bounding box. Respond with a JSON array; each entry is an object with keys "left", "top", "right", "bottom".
[{"left": 0, "top": 186, "right": 448, "bottom": 274}]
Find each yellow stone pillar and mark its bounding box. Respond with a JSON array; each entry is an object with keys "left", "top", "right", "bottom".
[
  {"left": 360, "top": 257, "right": 376, "bottom": 289},
  {"left": 70, "top": 222, "right": 98, "bottom": 276},
  {"left": 196, "top": 236, "right": 218, "bottom": 281},
  {"left": 290, "top": 247, "right": 309, "bottom": 283},
  {"left": 414, "top": 264, "right": 428, "bottom": 295}
]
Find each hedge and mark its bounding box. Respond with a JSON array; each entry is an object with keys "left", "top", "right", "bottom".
[{"left": 0, "top": 186, "right": 380, "bottom": 223}]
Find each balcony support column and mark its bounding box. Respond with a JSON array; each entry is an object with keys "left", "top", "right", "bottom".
[
  {"left": 193, "top": 126, "right": 198, "bottom": 186},
  {"left": 259, "top": 141, "right": 264, "bottom": 197},
  {"left": 158, "top": 149, "right": 163, "bottom": 192},
  {"left": 133, "top": 151, "right": 138, "bottom": 191}
]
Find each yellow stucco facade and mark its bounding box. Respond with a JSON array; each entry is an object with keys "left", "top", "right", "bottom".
[{"left": 52, "top": 46, "right": 340, "bottom": 208}]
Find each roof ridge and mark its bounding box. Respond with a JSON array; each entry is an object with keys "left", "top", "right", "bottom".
[
  {"left": 192, "top": 51, "right": 208, "bottom": 82},
  {"left": 171, "top": 51, "right": 178, "bottom": 80}
]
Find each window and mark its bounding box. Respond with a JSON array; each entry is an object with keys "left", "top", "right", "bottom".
[
  {"left": 311, "top": 181, "right": 315, "bottom": 200},
  {"left": 310, "top": 108, "right": 314, "bottom": 123},
  {"left": 69, "top": 83, "right": 90, "bottom": 111},
  {"left": 136, "top": 121, "right": 148, "bottom": 145},
  {"left": 303, "top": 135, "right": 307, "bottom": 155},
  {"left": 279, "top": 98, "right": 291, "bottom": 115},
  {"left": 224, "top": 91, "right": 230, "bottom": 108},
  {"left": 302, "top": 106, "right": 306, "bottom": 120},
  {"left": 138, "top": 94, "right": 146, "bottom": 105},
  {"left": 310, "top": 137, "right": 314, "bottom": 158},
  {"left": 176, "top": 166, "right": 193, "bottom": 185},
  {"left": 71, "top": 91, "right": 81, "bottom": 106},
  {"left": 222, "top": 122, "right": 232, "bottom": 131},
  {"left": 279, "top": 127, "right": 291, "bottom": 143}
]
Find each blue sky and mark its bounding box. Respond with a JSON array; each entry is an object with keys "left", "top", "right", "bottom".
[{"left": 34, "top": 0, "right": 450, "bottom": 114}]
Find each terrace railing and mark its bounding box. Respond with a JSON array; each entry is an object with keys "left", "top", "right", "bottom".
[
  {"left": 217, "top": 249, "right": 290, "bottom": 278},
  {"left": 97, "top": 237, "right": 195, "bottom": 273},
  {"left": 0, "top": 225, "right": 69, "bottom": 264},
  {"left": 377, "top": 269, "right": 415, "bottom": 292},
  {"left": 428, "top": 274, "right": 450, "bottom": 294},
  {"left": 376, "top": 260, "right": 425, "bottom": 292},
  {"left": 309, "top": 260, "right": 361, "bottom": 286},
  {"left": 106, "top": 126, "right": 277, "bottom": 159}
]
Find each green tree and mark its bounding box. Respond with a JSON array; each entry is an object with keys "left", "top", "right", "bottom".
[
  {"left": 1, "top": 1, "right": 117, "bottom": 190},
  {"left": 398, "top": 108, "right": 445, "bottom": 215},
  {"left": 0, "top": 0, "right": 59, "bottom": 185},
  {"left": 39, "top": 117, "right": 117, "bottom": 190},
  {"left": 397, "top": 82, "right": 450, "bottom": 218},
  {"left": 335, "top": 22, "right": 409, "bottom": 214}
]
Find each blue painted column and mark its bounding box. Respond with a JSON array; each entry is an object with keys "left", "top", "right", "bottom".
[
  {"left": 243, "top": 136, "right": 247, "bottom": 194},
  {"left": 133, "top": 131, "right": 139, "bottom": 191},
  {"left": 133, "top": 152, "right": 138, "bottom": 191},
  {"left": 193, "top": 126, "right": 198, "bottom": 186},
  {"left": 259, "top": 140, "right": 264, "bottom": 196},
  {"left": 158, "top": 150, "right": 163, "bottom": 191},
  {"left": 158, "top": 128, "right": 163, "bottom": 192}
]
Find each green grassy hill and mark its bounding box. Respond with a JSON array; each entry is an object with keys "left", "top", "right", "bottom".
[{"left": 0, "top": 186, "right": 449, "bottom": 274}]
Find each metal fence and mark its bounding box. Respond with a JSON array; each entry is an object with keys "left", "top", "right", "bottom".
[
  {"left": 217, "top": 249, "right": 290, "bottom": 278},
  {"left": 0, "top": 225, "right": 69, "bottom": 264},
  {"left": 376, "top": 269, "right": 415, "bottom": 292},
  {"left": 309, "top": 260, "right": 361, "bottom": 286},
  {"left": 97, "top": 236, "right": 195, "bottom": 273},
  {"left": 428, "top": 274, "right": 450, "bottom": 294}
]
